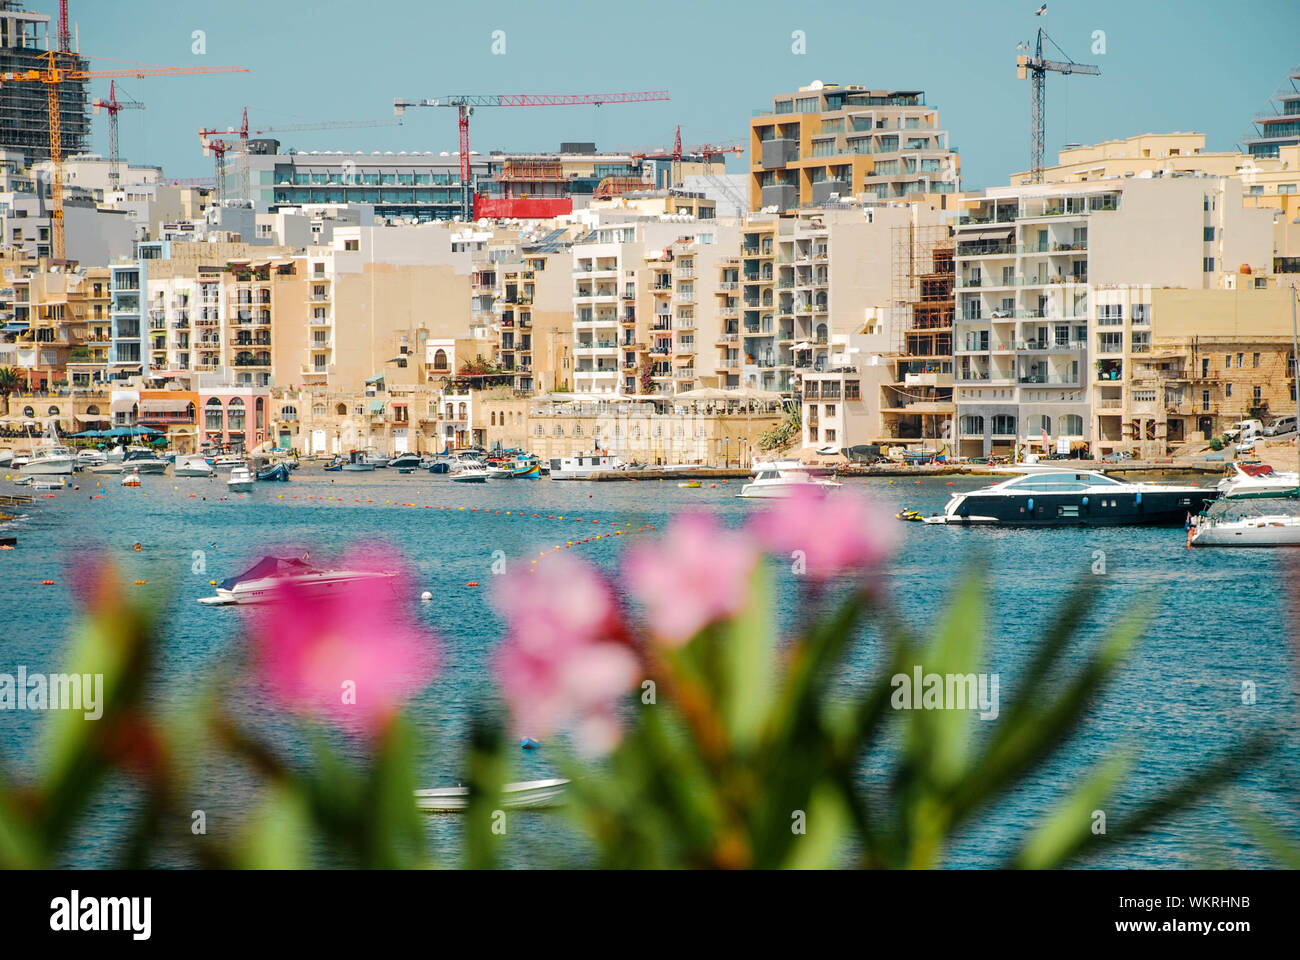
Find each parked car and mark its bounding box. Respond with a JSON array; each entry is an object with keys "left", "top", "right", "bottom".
[{"left": 1264, "top": 415, "right": 1297, "bottom": 437}]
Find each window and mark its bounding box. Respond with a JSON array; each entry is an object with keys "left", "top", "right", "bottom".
[
  {"left": 960, "top": 415, "right": 984, "bottom": 435},
  {"left": 992, "top": 414, "right": 1017, "bottom": 436},
  {"left": 824, "top": 404, "right": 836, "bottom": 417},
  {"left": 1203, "top": 226, "right": 1216, "bottom": 242},
  {"left": 1253, "top": 353, "right": 1261, "bottom": 368},
  {"left": 1204, "top": 257, "right": 1215, "bottom": 272},
  {"left": 344, "top": 240, "right": 359, "bottom": 252},
  {"left": 1226, "top": 383, "right": 1233, "bottom": 398},
  {"left": 1253, "top": 385, "right": 1262, "bottom": 402},
  {"left": 1237, "top": 353, "right": 1244, "bottom": 368},
  {"left": 824, "top": 429, "right": 836, "bottom": 443},
  {"left": 845, "top": 380, "right": 860, "bottom": 399}
]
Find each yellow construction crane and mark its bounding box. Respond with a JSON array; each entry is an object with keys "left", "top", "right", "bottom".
[{"left": 0, "top": 50, "right": 248, "bottom": 260}]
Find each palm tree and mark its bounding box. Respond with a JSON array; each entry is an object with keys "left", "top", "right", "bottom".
[{"left": 0, "top": 367, "right": 21, "bottom": 405}]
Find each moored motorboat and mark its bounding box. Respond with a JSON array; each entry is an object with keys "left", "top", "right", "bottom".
[
  {"left": 737, "top": 460, "right": 841, "bottom": 499},
  {"left": 197, "top": 555, "right": 400, "bottom": 605},
  {"left": 76, "top": 448, "right": 107, "bottom": 468},
  {"left": 174, "top": 454, "right": 216, "bottom": 477},
  {"left": 120, "top": 448, "right": 169, "bottom": 474},
  {"left": 227, "top": 465, "right": 255, "bottom": 492},
  {"left": 923, "top": 468, "right": 1217, "bottom": 526},
  {"left": 387, "top": 452, "right": 421, "bottom": 469},
  {"left": 1216, "top": 461, "right": 1300, "bottom": 498},
  {"left": 413, "top": 777, "right": 570, "bottom": 812},
  {"left": 21, "top": 446, "right": 76, "bottom": 475}
]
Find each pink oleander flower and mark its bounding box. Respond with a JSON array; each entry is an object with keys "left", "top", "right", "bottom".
[
  {"left": 493, "top": 555, "right": 639, "bottom": 755},
  {"left": 244, "top": 545, "right": 438, "bottom": 736},
  {"left": 623, "top": 512, "right": 760, "bottom": 647},
  {"left": 748, "top": 487, "right": 897, "bottom": 581}
]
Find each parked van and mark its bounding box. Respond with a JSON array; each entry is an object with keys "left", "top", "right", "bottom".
[
  {"left": 1265, "top": 415, "right": 1297, "bottom": 437},
  {"left": 1224, "top": 419, "right": 1264, "bottom": 441}
]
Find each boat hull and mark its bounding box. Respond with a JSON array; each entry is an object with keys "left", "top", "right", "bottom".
[
  {"left": 939, "top": 489, "right": 1217, "bottom": 526},
  {"left": 414, "top": 778, "right": 569, "bottom": 812},
  {"left": 21, "top": 457, "right": 74, "bottom": 475}
]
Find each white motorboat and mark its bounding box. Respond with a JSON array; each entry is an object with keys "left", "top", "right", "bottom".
[
  {"left": 414, "top": 778, "right": 570, "bottom": 812},
  {"left": 120, "top": 449, "right": 169, "bottom": 474},
  {"left": 197, "top": 555, "right": 400, "bottom": 605},
  {"left": 1189, "top": 494, "right": 1300, "bottom": 547},
  {"left": 923, "top": 468, "right": 1218, "bottom": 526},
  {"left": 547, "top": 452, "right": 625, "bottom": 480},
  {"left": 359, "top": 450, "right": 389, "bottom": 468},
  {"left": 737, "top": 460, "right": 841, "bottom": 499},
  {"left": 21, "top": 446, "right": 76, "bottom": 475},
  {"left": 0, "top": 448, "right": 13, "bottom": 468},
  {"left": 15, "top": 476, "right": 67, "bottom": 490},
  {"left": 450, "top": 458, "right": 490, "bottom": 483},
  {"left": 387, "top": 452, "right": 421, "bottom": 469},
  {"left": 226, "top": 465, "right": 255, "bottom": 492},
  {"left": 1216, "top": 461, "right": 1300, "bottom": 498},
  {"left": 75, "top": 448, "right": 107, "bottom": 467},
  {"left": 106, "top": 444, "right": 126, "bottom": 463},
  {"left": 174, "top": 454, "right": 216, "bottom": 477},
  {"left": 212, "top": 454, "right": 246, "bottom": 471}
]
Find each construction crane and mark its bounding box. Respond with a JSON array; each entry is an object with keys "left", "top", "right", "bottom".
[
  {"left": 199, "top": 111, "right": 405, "bottom": 204},
  {"left": 92, "top": 81, "right": 144, "bottom": 192},
  {"left": 201, "top": 137, "right": 235, "bottom": 204},
  {"left": 393, "top": 91, "right": 672, "bottom": 219},
  {"left": 628, "top": 125, "right": 744, "bottom": 187},
  {"left": 1016, "top": 21, "right": 1099, "bottom": 183},
  {"left": 0, "top": 53, "right": 248, "bottom": 260}
]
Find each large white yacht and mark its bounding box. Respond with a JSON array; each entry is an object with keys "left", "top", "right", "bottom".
[
  {"left": 22, "top": 445, "right": 76, "bottom": 475},
  {"left": 737, "top": 460, "right": 841, "bottom": 499},
  {"left": 1190, "top": 494, "right": 1300, "bottom": 547}
]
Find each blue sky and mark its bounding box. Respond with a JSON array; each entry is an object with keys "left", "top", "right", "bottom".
[{"left": 50, "top": 0, "right": 1300, "bottom": 188}]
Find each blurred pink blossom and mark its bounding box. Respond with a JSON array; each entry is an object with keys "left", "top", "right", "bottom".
[
  {"left": 623, "top": 512, "right": 759, "bottom": 647},
  {"left": 245, "top": 546, "right": 438, "bottom": 735},
  {"left": 748, "top": 487, "right": 897, "bottom": 581},
  {"left": 493, "top": 555, "right": 639, "bottom": 755}
]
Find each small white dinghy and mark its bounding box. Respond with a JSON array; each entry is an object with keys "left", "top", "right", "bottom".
[{"left": 414, "top": 777, "right": 570, "bottom": 812}]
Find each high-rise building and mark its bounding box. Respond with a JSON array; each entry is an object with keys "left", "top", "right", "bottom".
[
  {"left": 1244, "top": 65, "right": 1300, "bottom": 160},
  {"left": 748, "top": 82, "right": 960, "bottom": 213},
  {"left": 0, "top": 2, "right": 90, "bottom": 162}
]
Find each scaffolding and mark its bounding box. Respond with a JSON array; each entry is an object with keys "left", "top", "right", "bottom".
[
  {"left": 0, "top": 3, "right": 90, "bottom": 162},
  {"left": 882, "top": 222, "right": 955, "bottom": 443}
]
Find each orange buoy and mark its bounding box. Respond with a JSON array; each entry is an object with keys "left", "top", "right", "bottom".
[{"left": 466, "top": 581, "right": 479, "bottom": 587}]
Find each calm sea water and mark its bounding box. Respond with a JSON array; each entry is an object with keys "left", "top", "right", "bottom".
[{"left": 1, "top": 465, "right": 1296, "bottom": 869}]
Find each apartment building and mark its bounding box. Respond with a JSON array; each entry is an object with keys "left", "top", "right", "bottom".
[
  {"left": 571, "top": 218, "right": 738, "bottom": 397},
  {"left": 1100, "top": 283, "right": 1297, "bottom": 458},
  {"left": 749, "top": 82, "right": 960, "bottom": 213},
  {"left": 2, "top": 261, "right": 111, "bottom": 390},
  {"left": 953, "top": 174, "right": 1275, "bottom": 458},
  {"left": 1244, "top": 65, "right": 1300, "bottom": 160},
  {"left": 739, "top": 205, "right": 908, "bottom": 396}
]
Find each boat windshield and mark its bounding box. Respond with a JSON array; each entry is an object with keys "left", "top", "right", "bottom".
[
  {"left": 1204, "top": 495, "right": 1300, "bottom": 522},
  {"left": 220, "top": 556, "right": 315, "bottom": 590},
  {"left": 1002, "top": 472, "right": 1118, "bottom": 491}
]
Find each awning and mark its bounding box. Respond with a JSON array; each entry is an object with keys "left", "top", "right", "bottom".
[
  {"left": 364, "top": 374, "right": 385, "bottom": 385},
  {"left": 2, "top": 322, "right": 29, "bottom": 332},
  {"left": 960, "top": 228, "right": 1014, "bottom": 242},
  {"left": 75, "top": 414, "right": 110, "bottom": 423},
  {"left": 368, "top": 400, "right": 385, "bottom": 413}
]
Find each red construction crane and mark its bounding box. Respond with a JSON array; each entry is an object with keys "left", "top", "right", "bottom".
[
  {"left": 200, "top": 138, "right": 235, "bottom": 204},
  {"left": 57, "top": 0, "right": 71, "bottom": 53},
  {"left": 1, "top": 53, "right": 248, "bottom": 259},
  {"left": 393, "top": 90, "right": 671, "bottom": 219},
  {"left": 199, "top": 110, "right": 405, "bottom": 204},
  {"left": 92, "top": 80, "right": 144, "bottom": 191},
  {"left": 628, "top": 125, "right": 744, "bottom": 187}
]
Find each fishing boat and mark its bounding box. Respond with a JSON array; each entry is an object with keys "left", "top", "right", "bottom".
[
  {"left": 413, "top": 777, "right": 570, "bottom": 813},
  {"left": 737, "top": 460, "right": 841, "bottom": 499},
  {"left": 511, "top": 456, "right": 542, "bottom": 479},
  {"left": 174, "top": 454, "right": 215, "bottom": 478},
  {"left": 485, "top": 461, "right": 515, "bottom": 480},
  {"left": 923, "top": 469, "right": 1217, "bottom": 526},
  {"left": 1189, "top": 492, "right": 1300, "bottom": 547},
  {"left": 197, "top": 555, "right": 400, "bottom": 605},
  {"left": 547, "top": 452, "right": 624, "bottom": 480},
  {"left": 323, "top": 456, "right": 344, "bottom": 472},
  {"left": 256, "top": 462, "right": 291, "bottom": 482},
  {"left": 121, "top": 469, "right": 142, "bottom": 488},
  {"left": 341, "top": 451, "right": 375, "bottom": 472},
  {"left": 1216, "top": 461, "right": 1300, "bottom": 498},
  {"left": 227, "top": 465, "right": 255, "bottom": 492}
]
